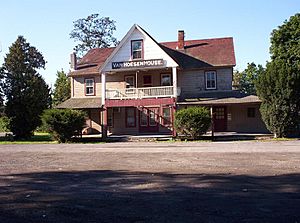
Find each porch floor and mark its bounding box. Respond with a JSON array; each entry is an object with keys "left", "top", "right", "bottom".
[{"left": 80, "top": 132, "right": 273, "bottom": 141}]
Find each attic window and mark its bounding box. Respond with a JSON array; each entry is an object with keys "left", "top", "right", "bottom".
[{"left": 131, "top": 40, "right": 143, "bottom": 59}]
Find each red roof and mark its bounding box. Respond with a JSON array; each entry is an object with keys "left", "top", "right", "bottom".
[
  {"left": 70, "top": 37, "right": 235, "bottom": 76},
  {"left": 161, "top": 37, "right": 236, "bottom": 67}
]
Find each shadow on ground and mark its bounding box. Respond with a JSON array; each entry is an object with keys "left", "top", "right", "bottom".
[{"left": 0, "top": 170, "right": 299, "bottom": 223}]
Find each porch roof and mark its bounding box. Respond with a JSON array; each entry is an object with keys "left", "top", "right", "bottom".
[
  {"left": 55, "top": 97, "right": 102, "bottom": 109},
  {"left": 177, "top": 91, "right": 261, "bottom": 105}
]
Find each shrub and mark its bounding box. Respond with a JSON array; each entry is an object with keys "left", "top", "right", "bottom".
[
  {"left": 0, "top": 116, "right": 10, "bottom": 132},
  {"left": 42, "top": 109, "right": 86, "bottom": 143},
  {"left": 175, "top": 107, "right": 211, "bottom": 139}
]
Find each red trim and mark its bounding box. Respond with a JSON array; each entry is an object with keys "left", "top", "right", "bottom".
[
  {"left": 84, "top": 77, "right": 96, "bottom": 96},
  {"left": 204, "top": 70, "right": 217, "bottom": 90},
  {"left": 125, "top": 107, "right": 136, "bottom": 128},
  {"left": 106, "top": 97, "right": 175, "bottom": 107},
  {"left": 131, "top": 39, "right": 144, "bottom": 60}
]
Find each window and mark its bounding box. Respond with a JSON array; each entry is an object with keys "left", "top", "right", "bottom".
[
  {"left": 215, "top": 107, "right": 225, "bottom": 119},
  {"left": 107, "top": 108, "right": 113, "bottom": 127},
  {"left": 140, "top": 108, "right": 148, "bottom": 126},
  {"left": 125, "top": 75, "right": 135, "bottom": 88},
  {"left": 131, "top": 40, "right": 143, "bottom": 59},
  {"left": 85, "top": 78, "right": 95, "bottom": 95},
  {"left": 161, "top": 74, "right": 172, "bottom": 86},
  {"left": 205, "top": 71, "right": 216, "bottom": 90},
  {"left": 247, "top": 107, "right": 256, "bottom": 118},
  {"left": 143, "top": 75, "right": 152, "bottom": 87},
  {"left": 126, "top": 107, "right": 136, "bottom": 127},
  {"left": 162, "top": 107, "right": 171, "bottom": 125},
  {"left": 149, "top": 110, "right": 157, "bottom": 126}
]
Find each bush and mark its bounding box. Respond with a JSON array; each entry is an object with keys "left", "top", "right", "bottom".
[
  {"left": 42, "top": 109, "right": 86, "bottom": 143},
  {"left": 175, "top": 107, "right": 211, "bottom": 139},
  {"left": 0, "top": 116, "right": 10, "bottom": 132}
]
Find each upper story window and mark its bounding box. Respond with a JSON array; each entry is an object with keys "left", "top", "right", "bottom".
[
  {"left": 247, "top": 107, "right": 256, "bottom": 118},
  {"left": 205, "top": 71, "right": 217, "bottom": 90},
  {"left": 131, "top": 40, "right": 143, "bottom": 59},
  {"left": 85, "top": 78, "right": 95, "bottom": 96}
]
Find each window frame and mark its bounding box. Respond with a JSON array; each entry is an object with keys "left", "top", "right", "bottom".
[
  {"left": 161, "top": 73, "right": 172, "bottom": 86},
  {"left": 205, "top": 71, "right": 217, "bottom": 90},
  {"left": 131, "top": 39, "right": 143, "bottom": 60},
  {"left": 247, "top": 107, "right": 256, "bottom": 118},
  {"left": 143, "top": 75, "right": 152, "bottom": 87},
  {"left": 124, "top": 75, "right": 136, "bottom": 88},
  {"left": 84, "top": 78, "right": 95, "bottom": 96},
  {"left": 125, "top": 107, "right": 136, "bottom": 128}
]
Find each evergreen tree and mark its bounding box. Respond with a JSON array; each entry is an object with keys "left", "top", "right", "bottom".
[
  {"left": 0, "top": 36, "right": 51, "bottom": 139},
  {"left": 52, "top": 70, "right": 71, "bottom": 106},
  {"left": 70, "top": 13, "right": 118, "bottom": 57},
  {"left": 256, "top": 13, "right": 300, "bottom": 137}
]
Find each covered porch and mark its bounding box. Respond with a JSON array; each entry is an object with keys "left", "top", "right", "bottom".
[{"left": 177, "top": 91, "right": 270, "bottom": 134}]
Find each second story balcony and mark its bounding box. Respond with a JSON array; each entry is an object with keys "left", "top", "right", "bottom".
[{"left": 106, "top": 86, "right": 175, "bottom": 100}]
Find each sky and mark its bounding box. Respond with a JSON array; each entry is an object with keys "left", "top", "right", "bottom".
[{"left": 0, "top": 0, "right": 299, "bottom": 87}]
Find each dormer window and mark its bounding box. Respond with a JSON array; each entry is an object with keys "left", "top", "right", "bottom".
[{"left": 131, "top": 40, "right": 143, "bottom": 59}]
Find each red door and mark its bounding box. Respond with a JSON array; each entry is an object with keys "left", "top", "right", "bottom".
[
  {"left": 213, "top": 106, "right": 227, "bottom": 132},
  {"left": 139, "top": 107, "right": 159, "bottom": 133}
]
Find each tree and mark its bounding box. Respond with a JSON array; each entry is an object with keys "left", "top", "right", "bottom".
[
  {"left": 52, "top": 70, "right": 71, "bottom": 106},
  {"left": 233, "top": 63, "right": 264, "bottom": 95},
  {"left": 256, "top": 13, "right": 300, "bottom": 137},
  {"left": 0, "top": 36, "right": 51, "bottom": 139},
  {"left": 70, "top": 13, "right": 118, "bottom": 57},
  {"left": 174, "top": 107, "right": 211, "bottom": 139}
]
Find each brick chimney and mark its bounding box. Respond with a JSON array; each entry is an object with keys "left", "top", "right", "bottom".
[
  {"left": 177, "top": 30, "right": 185, "bottom": 50},
  {"left": 70, "top": 52, "right": 77, "bottom": 70}
]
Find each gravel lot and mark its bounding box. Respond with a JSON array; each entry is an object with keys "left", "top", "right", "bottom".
[{"left": 0, "top": 141, "right": 300, "bottom": 223}]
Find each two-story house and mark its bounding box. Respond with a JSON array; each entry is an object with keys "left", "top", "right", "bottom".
[{"left": 57, "top": 24, "right": 268, "bottom": 136}]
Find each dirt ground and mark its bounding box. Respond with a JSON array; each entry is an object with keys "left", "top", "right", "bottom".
[{"left": 0, "top": 141, "right": 300, "bottom": 223}]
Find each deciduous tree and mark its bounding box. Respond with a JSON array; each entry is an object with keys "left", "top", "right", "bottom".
[{"left": 70, "top": 13, "right": 118, "bottom": 57}]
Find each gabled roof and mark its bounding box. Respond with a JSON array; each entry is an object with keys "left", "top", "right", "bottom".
[
  {"left": 160, "top": 37, "right": 236, "bottom": 67},
  {"left": 69, "top": 25, "right": 236, "bottom": 77}
]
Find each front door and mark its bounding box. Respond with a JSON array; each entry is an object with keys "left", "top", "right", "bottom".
[
  {"left": 139, "top": 107, "right": 159, "bottom": 133},
  {"left": 213, "top": 106, "right": 227, "bottom": 132}
]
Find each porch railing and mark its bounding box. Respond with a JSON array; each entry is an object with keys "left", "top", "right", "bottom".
[{"left": 106, "top": 86, "right": 174, "bottom": 99}]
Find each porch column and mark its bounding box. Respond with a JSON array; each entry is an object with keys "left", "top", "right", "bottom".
[
  {"left": 172, "top": 67, "right": 177, "bottom": 98},
  {"left": 101, "top": 72, "right": 106, "bottom": 105},
  {"left": 102, "top": 107, "right": 108, "bottom": 139},
  {"left": 210, "top": 106, "right": 214, "bottom": 140}
]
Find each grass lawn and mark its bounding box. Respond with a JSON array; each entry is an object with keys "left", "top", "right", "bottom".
[{"left": 0, "top": 132, "right": 57, "bottom": 144}]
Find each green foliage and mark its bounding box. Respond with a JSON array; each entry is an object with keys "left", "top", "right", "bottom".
[
  {"left": 175, "top": 107, "right": 211, "bottom": 139},
  {"left": 52, "top": 70, "right": 71, "bottom": 106},
  {"left": 0, "top": 36, "right": 51, "bottom": 139},
  {"left": 233, "top": 63, "right": 264, "bottom": 95},
  {"left": 0, "top": 116, "right": 10, "bottom": 132},
  {"left": 70, "top": 13, "right": 118, "bottom": 57},
  {"left": 256, "top": 13, "right": 300, "bottom": 137},
  {"left": 42, "top": 109, "right": 86, "bottom": 143}
]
